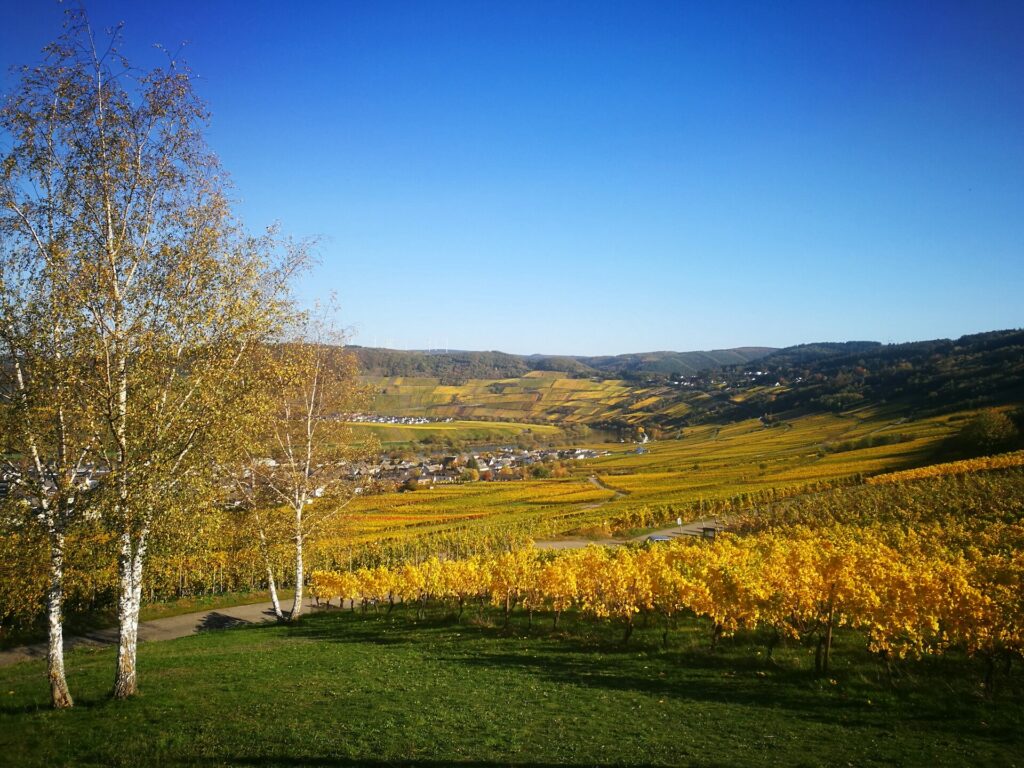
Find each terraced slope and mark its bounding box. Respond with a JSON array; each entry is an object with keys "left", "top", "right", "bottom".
[{"left": 366, "top": 373, "right": 675, "bottom": 425}]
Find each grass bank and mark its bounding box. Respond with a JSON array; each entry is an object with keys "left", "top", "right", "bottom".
[{"left": 3, "top": 607, "right": 1021, "bottom": 766}]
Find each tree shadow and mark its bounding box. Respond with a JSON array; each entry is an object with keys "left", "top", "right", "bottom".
[
  {"left": 181, "top": 758, "right": 676, "bottom": 768},
  {"left": 0, "top": 691, "right": 120, "bottom": 715},
  {"left": 196, "top": 612, "right": 253, "bottom": 632},
  {"left": 281, "top": 612, "right": 459, "bottom": 646},
  {"left": 240, "top": 609, "right": 1024, "bottom": 743}
]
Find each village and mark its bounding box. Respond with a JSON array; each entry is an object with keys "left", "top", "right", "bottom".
[
  {"left": 345, "top": 414, "right": 454, "bottom": 425},
  {"left": 0, "top": 445, "right": 609, "bottom": 501},
  {"left": 346, "top": 445, "right": 609, "bottom": 491}
]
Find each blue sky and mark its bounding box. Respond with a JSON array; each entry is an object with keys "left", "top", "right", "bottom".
[{"left": 2, "top": 1, "right": 1022, "bottom": 355}]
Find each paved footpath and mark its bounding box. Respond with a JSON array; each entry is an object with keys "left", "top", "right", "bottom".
[
  {"left": 0, "top": 600, "right": 320, "bottom": 668},
  {"left": 534, "top": 517, "right": 725, "bottom": 550}
]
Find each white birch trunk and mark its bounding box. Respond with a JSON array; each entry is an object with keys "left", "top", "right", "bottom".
[
  {"left": 113, "top": 530, "right": 146, "bottom": 699},
  {"left": 46, "top": 531, "right": 73, "bottom": 709},
  {"left": 267, "top": 568, "right": 284, "bottom": 620},
  {"left": 253, "top": 510, "right": 285, "bottom": 620},
  {"left": 289, "top": 524, "right": 304, "bottom": 621}
]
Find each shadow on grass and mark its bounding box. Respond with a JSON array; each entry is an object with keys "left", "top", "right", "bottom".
[
  {"left": 282, "top": 611, "right": 460, "bottom": 646},
  {"left": 284, "top": 612, "right": 855, "bottom": 718},
  {"left": 443, "top": 646, "right": 870, "bottom": 723},
  {"left": 0, "top": 692, "right": 118, "bottom": 716},
  {"left": 196, "top": 612, "right": 253, "bottom": 632},
  {"left": 183, "top": 759, "right": 649, "bottom": 768},
  {"left": 279, "top": 609, "right": 1023, "bottom": 741}
]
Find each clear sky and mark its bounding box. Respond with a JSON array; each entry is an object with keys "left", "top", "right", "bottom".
[{"left": 2, "top": 1, "right": 1022, "bottom": 355}]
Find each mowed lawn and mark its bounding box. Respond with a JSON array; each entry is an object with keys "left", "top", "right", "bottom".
[{"left": 3, "top": 609, "right": 1021, "bottom": 767}]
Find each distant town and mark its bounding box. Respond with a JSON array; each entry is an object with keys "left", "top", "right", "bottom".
[
  {"left": 346, "top": 445, "right": 609, "bottom": 491},
  {"left": 346, "top": 414, "right": 454, "bottom": 425}
]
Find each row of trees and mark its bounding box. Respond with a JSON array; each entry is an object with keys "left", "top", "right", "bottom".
[
  {"left": 0, "top": 13, "right": 365, "bottom": 707},
  {"left": 311, "top": 523, "right": 1024, "bottom": 679}
]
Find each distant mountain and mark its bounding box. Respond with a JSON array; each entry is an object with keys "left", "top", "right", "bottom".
[
  {"left": 356, "top": 329, "right": 1024, "bottom": 431},
  {"left": 576, "top": 348, "right": 776, "bottom": 376},
  {"left": 349, "top": 345, "right": 776, "bottom": 381},
  {"left": 755, "top": 342, "right": 882, "bottom": 367},
  {"left": 349, "top": 348, "right": 534, "bottom": 381},
  {"left": 703, "top": 329, "right": 1024, "bottom": 424}
]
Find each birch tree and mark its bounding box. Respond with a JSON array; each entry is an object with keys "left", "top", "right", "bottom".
[
  {"left": 236, "top": 317, "right": 372, "bottom": 621},
  {"left": 0, "top": 256, "right": 94, "bottom": 709},
  {"left": 1, "top": 15, "right": 110, "bottom": 710},
  {"left": 2, "top": 11, "right": 301, "bottom": 699}
]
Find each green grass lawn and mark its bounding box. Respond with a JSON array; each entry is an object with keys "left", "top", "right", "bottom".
[{"left": 3, "top": 608, "right": 1021, "bottom": 767}]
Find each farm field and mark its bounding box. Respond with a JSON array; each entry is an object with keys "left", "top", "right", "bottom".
[
  {"left": 365, "top": 372, "right": 695, "bottom": 425},
  {"left": 340, "top": 478, "right": 616, "bottom": 542},
  {"left": 2, "top": 607, "right": 1019, "bottom": 767},
  {"left": 580, "top": 407, "right": 958, "bottom": 522},
  {"left": 343, "top": 418, "right": 564, "bottom": 446},
  {"left": 0, "top": 408, "right": 974, "bottom": 637},
  {"left": 335, "top": 406, "right": 961, "bottom": 546}
]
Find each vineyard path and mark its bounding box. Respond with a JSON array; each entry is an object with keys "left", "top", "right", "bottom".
[
  {"left": 0, "top": 600, "right": 321, "bottom": 668},
  {"left": 533, "top": 474, "right": 723, "bottom": 550}
]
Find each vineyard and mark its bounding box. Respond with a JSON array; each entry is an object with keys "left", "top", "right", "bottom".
[
  {"left": 0, "top": 407, "right": 981, "bottom": 638},
  {"left": 866, "top": 450, "right": 1024, "bottom": 485},
  {"left": 578, "top": 409, "right": 952, "bottom": 523},
  {"left": 312, "top": 467, "right": 1024, "bottom": 681},
  {"left": 366, "top": 372, "right": 689, "bottom": 425},
  {"left": 3, "top": 415, "right": 1020, "bottom": 768},
  {"left": 2, "top": 410, "right": 1022, "bottom": 764},
  {"left": 331, "top": 407, "right": 962, "bottom": 543}
]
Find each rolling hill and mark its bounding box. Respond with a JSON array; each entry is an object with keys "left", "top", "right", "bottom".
[
  {"left": 350, "top": 345, "right": 775, "bottom": 381},
  {"left": 357, "top": 329, "right": 1024, "bottom": 433}
]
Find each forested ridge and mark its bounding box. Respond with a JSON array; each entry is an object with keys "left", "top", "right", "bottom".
[{"left": 350, "top": 345, "right": 775, "bottom": 380}]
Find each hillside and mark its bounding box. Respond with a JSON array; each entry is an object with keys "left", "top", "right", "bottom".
[
  {"left": 576, "top": 346, "right": 776, "bottom": 375},
  {"left": 359, "top": 330, "right": 1024, "bottom": 433},
  {"left": 713, "top": 329, "right": 1024, "bottom": 423},
  {"left": 350, "top": 345, "right": 775, "bottom": 381}
]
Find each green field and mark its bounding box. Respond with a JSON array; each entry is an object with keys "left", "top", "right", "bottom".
[{"left": 3, "top": 607, "right": 1020, "bottom": 767}]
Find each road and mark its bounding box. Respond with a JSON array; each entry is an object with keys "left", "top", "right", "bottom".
[
  {"left": 534, "top": 473, "right": 723, "bottom": 550},
  {"left": 0, "top": 599, "right": 320, "bottom": 668},
  {"left": 586, "top": 474, "right": 628, "bottom": 500},
  {"left": 534, "top": 517, "right": 724, "bottom": 550}
]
